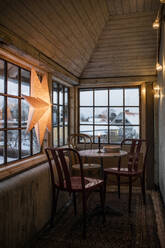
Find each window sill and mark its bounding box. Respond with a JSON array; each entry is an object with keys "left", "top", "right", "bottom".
[{"left": 0, "top": 153, "right": 48, "bottom": 181}]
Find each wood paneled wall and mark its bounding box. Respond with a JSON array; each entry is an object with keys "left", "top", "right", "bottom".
[
  {"left": 0, "top": 0, "right": 109, "bottom": 78},
  {"left": 107, "top": 0, "right": 159, "bottom": 16},
  {"left": 81, "top": 12, "right": 158, "bottom": 79},
  {"left": 0, "top": 0, "right": 160, "bottom": 81}
]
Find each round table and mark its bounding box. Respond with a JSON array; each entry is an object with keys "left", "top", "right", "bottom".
[
  {"left": 79, "top": 149, "right": 127, "bottom": 177},
  {"left": 78, "top": 149, "right": 128, "bottom": 216}
]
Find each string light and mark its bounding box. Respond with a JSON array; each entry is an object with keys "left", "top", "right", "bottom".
[
  {"left": 153, "top": 5, "right": 163, "bottom": 72},
  {"left": 156, "top": 63, "right": 162, "bottom": 71},
  {"left": 153, "top": 18, "right": 160, "bottom": 29}
]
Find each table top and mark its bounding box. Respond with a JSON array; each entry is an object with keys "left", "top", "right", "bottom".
[{"left": 79, "top": 149, "right": 127, "bottom": 158}]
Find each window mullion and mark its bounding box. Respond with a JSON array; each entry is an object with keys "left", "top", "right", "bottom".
[
  {"left": 93, "top": 89, "right": 95, "bottom": 143},
  {"left": 18, "top": 67, "right": 21, "bottom": 159},
  {"left": 108, "top": 88, "right": 110, "bottom": 144},
  {"left": 57, "top": 84, "right": 59, "bottom": 147},
  {"left": 123, "top": 88, "right": 125, "bottom": 140},
  {"left": 4, "top": 61, "right": 7, "bottom": 164},
  {"left": 63, "top": 86, "right": 65, "bottom": 146}
]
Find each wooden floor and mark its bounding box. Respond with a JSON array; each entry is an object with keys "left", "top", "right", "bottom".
[{"left": 27, "top": 188, "right": 165, "bottom": 248}]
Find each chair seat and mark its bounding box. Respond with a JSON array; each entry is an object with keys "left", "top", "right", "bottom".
[
  {"left": 72, "top": 163, "right": 101, "bottom": 170},
  {"left": 104, "top": 167, "right": 142, "bottom": 176},
  {"left": 60, "top": 176, "right": 103, "bottom": 191}
]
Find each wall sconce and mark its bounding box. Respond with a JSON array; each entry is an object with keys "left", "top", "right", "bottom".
[
  {"left": 153, "top": 18, "right": 160, "bottom": 29},
  {"left": 160, "top": 0, "right": 165, "bottom": 3},
  {"left": 154, "top": 85, "right": 160, "bottom": 98},
  {"left": 156, "top": 62, "right": 163, "bottom": 71}
]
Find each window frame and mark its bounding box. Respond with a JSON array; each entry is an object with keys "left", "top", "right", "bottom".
[
  {"left": 78, "top": 86, "right": 141, "bottom": 144},
  {"left": 0, "top": 58, "right": 41, "bottom": 167},
  {"left": 52, "top": 81, "right": 69, "bottom": 147}
]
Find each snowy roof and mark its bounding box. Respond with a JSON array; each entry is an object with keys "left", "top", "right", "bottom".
[{"left": 111, "top": 111, "right": 139, "bottom": 125}]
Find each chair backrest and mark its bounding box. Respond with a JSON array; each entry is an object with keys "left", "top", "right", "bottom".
[
  {"left": 68, "top": 133, "right": 93, "bottom": 150},
  {"left": 121, "top": 139, "right": 148, "bottom": 172},
  {"left": 45, "top": 147, "right": 85, "bottom": 192}
]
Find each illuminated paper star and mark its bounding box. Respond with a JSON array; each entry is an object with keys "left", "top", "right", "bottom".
[{"left": 22, "top": 68, "right": 51, "bottom": 145}]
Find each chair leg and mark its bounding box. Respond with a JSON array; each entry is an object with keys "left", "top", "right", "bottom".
[
  {"left": 103, "top": 172, "right": 107, "bottom": 205},
  {"left": 100, "top": 185, "right": 105, "bottom": 223},
  {"left": 128, "top": 176, "right": 132, "bottom": 213},
  {"left": 73, "top": 192, "right": 77, "bottom": 216},
  {"left": 140, "top": 175, "right": 146, "bottom": 205},
  {"left": 117, "top": 175, "right": 120, "bottom": 199},
  {"left": 51, "top": 188, "right": 59, "bottom": 227},
  {"left": 82, "top": 192, "right": 87, "bottom": 239}
]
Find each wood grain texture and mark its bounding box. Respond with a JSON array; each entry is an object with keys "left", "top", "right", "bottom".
[
  {"left": 0, "top": 0, "right": 160, "bottom": 81},
  {"left": 107, "top": 0, "right": 159, "bottom": 15},
  {"left": 0, "top": 0, "right": 109, "bottom": 78},
  {"left": 81, "top": 12, "right": 158, "bottom": 78}
]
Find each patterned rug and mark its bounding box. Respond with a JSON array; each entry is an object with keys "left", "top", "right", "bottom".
[{"left": 30, "top": 192, "right": 161, "bottom": 248}]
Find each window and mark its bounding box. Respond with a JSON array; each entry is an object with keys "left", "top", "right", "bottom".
[
  {"left": 0, "top": 59, "right": 40, "bottom": 166},
  {"left": 52, "top": 82, "right": 69, "bottom": 146},
  {"left": 79, "top": 87, "right": 140, "bottom": 144}
]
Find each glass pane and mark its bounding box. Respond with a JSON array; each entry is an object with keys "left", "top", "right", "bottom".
[
  {"left": 8, "top": 63, "right": 19, "bottom": 96},
  {"left": 59, "top": 126, "right": 63, "bottom": 146},
  {"left": 52, "top": 105, "right": 58, "bottom": 125},
  {"left": 125, "top": 107, "right": 139, "bottom": 125},
  {"left": 110, "top": 126, "right": 123, "bottom": 144},
  {"left": 21, "top": 100, "right": 29, "bottom": 127},
  {"left": 7, "top": 97, "right": 19, "bottom": 128},
  {"left": 21, "top": 69, "right": 30, "bottom": 96},
  {"left": 95, "top": 89, "right": 108, "bottom": 106},
  {"left": 33, "top": 129, "right": 40, "bottom": 154},
  {"left": 95, "top": 107, "right": 108, "bottom": 124},
  {"left": 64, "top": 105, "right": 68, "bottom": 125},
  {"left": 59, "top": 86, "right": 63, "bottom": 105},
  {"left": 110, "top": 108, "right": 123, "bottom": 125},
  {"left": 65, "top": 126, "right": 68, "bottom": 145},
  {"left": 0, "top": 131, "right": 4, "bottom": 164},
  {"left": 125, "top": 88, "right": 139, "bottom": 106},
  {"left": 65, "top": 88, "right": 68, "bottom": 105},
  {"left": 80, "top": 107, "right": 93, "bottom": 124},
  {"left": 80, "top": 125, "right": 93, "bottom": 136},
  {"left": 53, "top": 83, "right": 58, "bottom": 104},
  {"left": 125, "top": 126, "right": 139, "bottom": 139},
  {"left": 80, "top": 90, "right": 93, "bottom": 106},
  {"left": 0, "top": 96, "right": 4, "bottom": 128},
  {"left": 7, "top": 130, "right": 19, "bottom": 162},
  {"left": 21, "top": 130, "right": 30, "bottom": 158},
  {"left": 59, "top": 106, "right": 63, "bottom": 125},
  {"left": 0, "top": 59, "right": 4, "bottom": 93},
  {"left": 95, "top": 126, "right": 108, "bottom": 143},
  {"left": 110, "top": 89, "right": 123, "bottom": 106},
  {"left": 53, "top": 127, "right": 58, "bottom": 146}
]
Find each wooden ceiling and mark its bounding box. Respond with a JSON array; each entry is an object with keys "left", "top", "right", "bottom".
[
  {"left": 0, "top": 0, "right": 160, "bottom": 82},
  {"left": 81, "top": 12, "right": 158, "bottom": 78},
  {"left": 0, "top": 0, "right": 109, "bottom": 79},
  {"left": 107, "top": 0, "right": 159, "bottom": 16}
]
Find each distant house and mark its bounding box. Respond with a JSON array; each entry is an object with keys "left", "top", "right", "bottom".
[
  {"left": 110, "top": 110, "right": 139, "bottom": 139},
  {"left": 111, "top": 110, "right": 139, "bottom": 125}
]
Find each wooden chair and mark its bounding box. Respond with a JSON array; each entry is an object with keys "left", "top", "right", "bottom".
[
  {"left": 68, "top": 133, "right": 101, "bottom": 172},
  {"left": 104, "top": 139, "right": 149, "bottom": 213},
  {"left": 45, "top": 147, "right": 105, "bottom": 239}
]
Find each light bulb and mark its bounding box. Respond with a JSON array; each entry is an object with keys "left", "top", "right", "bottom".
[
  {"left": 156, "top": 63, "right": 162, "bottom": 71},
  {"left": 153, "top": 19, "right": 160, "bottom": 29}
]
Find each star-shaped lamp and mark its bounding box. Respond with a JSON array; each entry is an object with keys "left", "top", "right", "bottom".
[{"left": 22, "top": 68, "right": 51, "bottom": 145}]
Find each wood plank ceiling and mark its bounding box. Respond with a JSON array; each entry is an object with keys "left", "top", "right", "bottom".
[
  {"left": 81, "top": 0, "right": 160, "bottom": 79},
  {"left": 0, "top": 0, "right": 109, "bottom": 78},
  {"left": 0, "top": 0, "right": 160, "bottom": 81}
]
